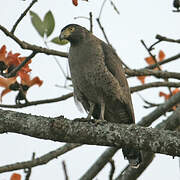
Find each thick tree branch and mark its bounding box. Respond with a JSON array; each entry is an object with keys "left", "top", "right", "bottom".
[
  {"left": 0, "top": 25, "right": 68, "bottom": 58},
  {"left": 79, "top": 92, "right": 180, "bottom": 179},
  {"left": 116, "top": 106, "right": 180, "bottom": 180},
  {"left": 1, "top": 108, "right": 180, "bottom": 157}
]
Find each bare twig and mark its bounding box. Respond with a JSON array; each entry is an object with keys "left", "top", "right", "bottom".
[
  {"left": 109, "top": 159, "right": 115, "bottom": 180},
  {"left": 145, "top": 52, "right": 180, "bottom": 69},
  {"left": 62, "top": 160, "right": 69, "bottom": 180},
  {"left": 24, "top": 152, "right": 35, "bottom": 180},
  {"left": 3, "top": 51, "right": 37, "bottom": 78},
  {"left": 79, "top": 148, "right": 118, "bottom": 180},
  {"left": 11, "top": 0, "right": 38, "bottom": 34},
  {"left": 156, "top": 34, "right": 180, "bottom": 44},
  {"left": 137, "top": 93, "right": 162, "bottom": 109},
  {"left": 0, "top": 25, "right": 68, "bottom": 58},
  {"left": 0, "top": 93, "right": 73, "bottom": 108},
  {"left": 0, "top": 143, "right": 81, "bottom": 173},
  {"left": 141, "top": 40, "right": 161, "bottom": 70},
  {"left": 74, "top": 16, "right": 89, "bottom": 20},
  {"left": 44, "top": 41, "right": 67, "bottom": 79},
  {"left": 148, "top": 39, "right": 162, "bottom": 51},
  {"left": 126, "top": 68, "right": 180, "bottom": 80},
  {"left": 89, "top": 12, "right": 93, "bottom": 33},
  {"left": 141, "top": 39, "right": 173, "bottom": 95},
  {"left": 130, "top": 81, "right": 180, "bottom": 93},
  {"left": 96, "top": 18, "right": 111, "bottom": 46},
  {"left": 98, "top": 0, "right": 108, "bottom": 19},
  {"left": 109, "top": 0, "right": 120, "bottom": 15}
]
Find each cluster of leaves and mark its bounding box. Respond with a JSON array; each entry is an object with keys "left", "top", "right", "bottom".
[
  {"left": 0, "top": 45, "right": 43, "bottom": 104},
  {"left": 30, "top": 10, "right": 68, "bottom": 45},
  {"left": 137, "top": 50, "right": 180, "bottom": 102}
]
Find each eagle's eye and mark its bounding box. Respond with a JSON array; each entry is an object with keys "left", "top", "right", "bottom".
[{"left": 69, "top": 27, "right": 75, "bottom": 32}]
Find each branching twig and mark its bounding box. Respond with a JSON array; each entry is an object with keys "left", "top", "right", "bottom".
[
  {"left": 137, "top": 93, "right": 162, "bottom": 109},
  {"left": 44, "top": 41, "right": 67, "bottom": 79},
  {"left": 24, "top": 152, "right": 35, "bottom": 180},
  {"left": 98, "top": 0, "right": 108, "bottom": 19},
  {"left": 141, "top": 40, "right": 161, "bottom": 70},
  {"left": 0, "top": 25, "right": 68, "bottom": 58},
  {"left": 96, "top": 18, "right": 111, "bottom": 46},
  {"left": 11, "top": 0, "right": 38, "bottom": 34},
  {"left": 145, "top": 52, "right": 180, "bottom": 70},
  {"left": 125, "top": 68, "right": 180, "bottom": 80},
  {"left": 79, "top": 148, "right": 118, "bottom": 180},
  {"left": 130, "top": 81, "right": 180, "bottom": 93},
  {"left": 148, "top": 39, "right": 162, "bottom": 51},
  {"left": 0, "top": 143, "right": 81, "bottom": 173},
  {"left": 156, "top": 34, "right": 180, "bottom": 44},
  {"left": 0, "top": 92, "right": 73, "bottom": 108}
]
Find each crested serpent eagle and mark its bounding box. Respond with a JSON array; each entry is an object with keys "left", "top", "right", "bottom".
[{"left": 59, "top": 24, "right": 142, "bottom": 167}]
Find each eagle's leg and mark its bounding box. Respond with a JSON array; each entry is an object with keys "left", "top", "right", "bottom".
[
  {"left": 94, "top": 101, "right": 106, "bottom": 124},
  {"left": 86, "top": 102, "right": 95, "bottom": 121},
  {"left": 100, "top": 101, "right": 105, "bottom": 120}
]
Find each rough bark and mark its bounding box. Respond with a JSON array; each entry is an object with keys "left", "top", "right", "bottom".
[{"left": 0, "top": 109, "right": 180, "bottom": 157}]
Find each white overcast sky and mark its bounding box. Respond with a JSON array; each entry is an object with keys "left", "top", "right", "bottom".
[{"left": 1, "top": 0, "right": 180, "bottom": 179}]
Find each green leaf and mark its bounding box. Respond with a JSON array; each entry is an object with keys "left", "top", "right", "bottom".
[
  {"left": 43, "top": 11, "right": 55, "bottom": 37},
  {"left": 51, "top": 37, "right": 69, "bottom": 45},
  {"left": 29, "top": 11, "right": 44, "bottom": 37}
]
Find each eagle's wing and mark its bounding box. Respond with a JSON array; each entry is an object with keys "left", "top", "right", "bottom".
[{"left": 101, "top": 41, "right": 135, "bottom": 124}]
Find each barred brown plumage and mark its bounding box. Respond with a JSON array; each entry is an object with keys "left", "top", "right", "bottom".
[{"left": 59, "top": 24, "right": 142, "bottom": 167}]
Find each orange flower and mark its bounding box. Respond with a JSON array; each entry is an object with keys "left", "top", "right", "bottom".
[
  {"left": 137, "top": 50, "right": 166, "bottom": 84},
  {"left": 18, "top": 57, "right": 32, "bottom": 73},
  {"left": 159, "top": 88, "right": 180, "bottom": 110},
  {"left": 159, "top": 91, "right": 170, "bottom": 100},
  {"left": 137, "top": 76, "right": 146, "bottom": 84},
  {"left": 0, "top": 76, "right": 17, "bottom": 101},
  {"left": 0, "top": 45, "right": 43, "bottom": 103},
  {"left": 158, "top": 50, "right": 165, "bottom": 61},
  {"left": 10, "top": 173, "right": 21, "bottom": 180},
  {"left": 6, "top": 51, "right": 21, "bottom": 67},
  {"left": 19, "top": 71, "right": 43, "bottom": 87},
  {"left": 0, "top": 45, "right": 7, "bottom": 62},
  {"left": 0, "top": 45, "right": 32, "bottom": 75}
]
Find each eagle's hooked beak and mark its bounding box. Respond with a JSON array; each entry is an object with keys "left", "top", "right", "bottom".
[{"left": 59, "top": 29, "right": 71, "bottom": 40}]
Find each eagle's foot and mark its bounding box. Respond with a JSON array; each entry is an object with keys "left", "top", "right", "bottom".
[
  {"left": 73, "top": 118, "right": 88, "bottom": 122},
  {"left": 74, "top": 118, "right": 93, "bottom": 124},
  {"left": 92, "top": 119, "right": 107, "bottom": 125}
]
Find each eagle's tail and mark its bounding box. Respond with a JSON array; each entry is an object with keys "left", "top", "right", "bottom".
[{"left": 122, "top": 147, "right": 142, "bottom": 168}]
